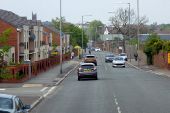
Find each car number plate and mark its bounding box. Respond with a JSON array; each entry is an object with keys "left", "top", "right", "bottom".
[{"left": 84, "top": 69, "right": 91, "bottom": 72}]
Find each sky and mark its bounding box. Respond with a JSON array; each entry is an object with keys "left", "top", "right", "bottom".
[{"left": 1, "top": 0, "right": 170, "bottom": 25}]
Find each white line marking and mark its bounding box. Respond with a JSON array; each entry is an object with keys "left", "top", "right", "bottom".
[
  {"left": 43, "top": 86, "right": 56, "bottom": 98},
  {"left": 0, "top": 89, "right": 6, "bottom": 91},
  {"left": 40, "top": 87, "right": 48, "bottom": 92},
  {"left": 117, "top": 106, "right": 122, "bottom": 113},
  {"left": 114, "top": 95, "right": 122, "bottom": 113},
  {"left": 22, "top": 84, "right": 43, "bottom": 88}
]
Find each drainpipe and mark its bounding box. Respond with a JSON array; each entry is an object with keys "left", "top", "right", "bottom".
[{"left": 17, "top": 28, "right": 22, "bottom": 64}]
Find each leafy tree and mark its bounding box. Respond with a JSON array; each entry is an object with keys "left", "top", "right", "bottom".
[
  {"left": 87, "top": 20, "right": 104, "bottom": 41},
  {"left": 52, "top": 17, "right": 88, "bottom": 48},
  {"left": 0, "top": 28, "right": 12, "bottom": 67}
]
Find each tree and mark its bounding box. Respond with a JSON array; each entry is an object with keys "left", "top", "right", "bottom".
[
  {"left": 109, "top": 8, "right": 149, "bottom": 38},
  {"left": 0, "top": 28, "right": 12, "bottom": 66},
  {"left": 87, "top": 20, "right": 104, "bottom": 41},
  {"left": 52, "top": 18, "right": 88, "bottom": 48}
]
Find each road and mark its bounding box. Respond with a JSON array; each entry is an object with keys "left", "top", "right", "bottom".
[{"left": 31, "top": 51, "right": 170, "bottom": 113}]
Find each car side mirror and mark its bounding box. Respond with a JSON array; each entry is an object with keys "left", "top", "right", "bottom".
[{"left": 23, "top": 105, "right": 31, "bottom": 109}]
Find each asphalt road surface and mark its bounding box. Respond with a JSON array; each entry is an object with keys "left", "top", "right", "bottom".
[{"left": 31, "top": 51, "right": 170, "bottom": 113}]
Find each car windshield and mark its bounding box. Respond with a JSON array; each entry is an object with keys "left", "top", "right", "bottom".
[
  {"left": 120, "top": 53, "right": 126, "bottom": 56},
  {"left": 86, "top": 56, "right": 95, "bottom": 58},
  {"left": 106, "top": 55, "right": 114, "bottom": 57},
  {"left": 114, "top": 57, "right": 124, "bottom": 61},
  {"left": 81, "top": 65, "right": 94, "bottom": 69},
  {"left": 0, "top": 97, "right": 13, "bottom": 109}
]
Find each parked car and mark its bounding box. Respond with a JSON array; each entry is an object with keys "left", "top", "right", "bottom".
[
  {"left": 84, "top": 55, "right": 97, "bottom": 66},
  {"left": 95, "top": 48, "right": 101, "bottom": 52},
  {"left": 0, "top": 93, "right": 30, "bottom": 113},
  {"left": 119, "top": 53, "right": 127, "bottom": 61},
  {"left": 105, "top": 54, "right": 115, "bottom": 63},
  {"left": 112, "top": 56, "right": 126, "bottom": 68},
  {"left": 77, "top": 63, "right": 98, "bottom": 80}
]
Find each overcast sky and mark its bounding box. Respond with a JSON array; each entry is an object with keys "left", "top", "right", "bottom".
[{"left": 1, "top": 0, "right": 170, "bottom": 25}]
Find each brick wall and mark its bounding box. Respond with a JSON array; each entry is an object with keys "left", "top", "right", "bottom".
[
  {"left": 52, "top": 32, "right": 60, "bottom": 46},
  {"left": 153, "top": 52, "right": 169, "bottom": 69},
  {"left": 0, "top": 20, "right": 18, "bottom": 63}
]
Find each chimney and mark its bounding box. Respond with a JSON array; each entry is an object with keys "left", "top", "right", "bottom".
[{"left": 32, "top": 12, "right": 37, "bottom": 21}]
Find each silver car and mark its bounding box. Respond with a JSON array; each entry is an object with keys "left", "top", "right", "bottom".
[
  {"left": 0, "top": 93, "right": 30, "bottom": 113},
  {"left": 112, "top": 56, "right": 126, "bottom": 68}
]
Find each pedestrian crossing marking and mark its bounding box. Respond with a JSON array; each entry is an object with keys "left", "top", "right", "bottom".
[{"left": 22, "top": 84, "right": 43, "bottom": 88}]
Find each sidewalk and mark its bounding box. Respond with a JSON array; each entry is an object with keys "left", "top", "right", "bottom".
[
  {"left": 25, "top": 57, "right": 79, "bottom": 86},
  {"left": 0, "top": 57, "right": 80, "bottom": 109},
  {"left": 127, "top": 59, "right": 170, "bottom": 78}
]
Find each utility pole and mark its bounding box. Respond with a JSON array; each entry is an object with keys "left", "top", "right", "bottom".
[{"left": 60, "top": 0, "right": 63, "bottom": 74}]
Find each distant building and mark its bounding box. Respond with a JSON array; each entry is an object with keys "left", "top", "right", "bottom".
[
  {"left": 0, "top": 9, "right": 70, "bottom": 64},
  {"left": 139, "top": 34, "right": 170, "bottom": 42}
]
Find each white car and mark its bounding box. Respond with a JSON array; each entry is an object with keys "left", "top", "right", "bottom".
[
  {"left": 119, "top": 53, "right": 127, "bottom": 61},
  {"left": 95, "top": 48, "right": 101, "bottom": 52},
  {"left": 0, "top": 93, "right": 30, "bottom": 113},
  {"left": 112, "top": 56, "right": 126, "bottom": 68}
]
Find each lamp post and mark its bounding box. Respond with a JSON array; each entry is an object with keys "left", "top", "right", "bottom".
[
  {"left": 60, "top": 0, "right": 62, "bottom": 74},
  {"left": 137, "top": 0, "right": 140, "bottom": 67},
  {"left": 82, "top": 15, "right": 92, "bottom": 55}
]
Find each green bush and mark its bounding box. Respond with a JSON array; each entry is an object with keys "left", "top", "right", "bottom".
[{"left": 143, "top": 34, "right": 163, "bottom": 65}]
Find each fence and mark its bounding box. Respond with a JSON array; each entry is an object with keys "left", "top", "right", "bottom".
[{"left": 0, "top": 53, "right": 71, "bottom": 83}]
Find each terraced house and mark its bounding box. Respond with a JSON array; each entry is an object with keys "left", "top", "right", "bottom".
[{"left": 0, "top": 9, "right": 70, "bottom": 65}]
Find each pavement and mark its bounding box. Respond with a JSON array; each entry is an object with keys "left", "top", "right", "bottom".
[
  {"left": 0, "top": 57, "right": 80, "bottom": 111},
  {"left": 127, "top": 58, "right": 170, "bottom": 78}
]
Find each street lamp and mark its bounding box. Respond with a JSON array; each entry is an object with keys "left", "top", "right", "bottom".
[
  {"left": 59, "top": 0, "right": 62, "bottom": 74},
  {"left": 137, "top": 0, "right": 140, "bottom": 67},
  {"left": 82, "top": 15, "right": 92, "bottom": 55}
]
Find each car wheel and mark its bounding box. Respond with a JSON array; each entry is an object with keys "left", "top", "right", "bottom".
[
  {"left": 95, "top": 77, "right": 98, "bottom": 80},
  {"left": 78, "top": 77, "right": 81, "bottom": 81}
]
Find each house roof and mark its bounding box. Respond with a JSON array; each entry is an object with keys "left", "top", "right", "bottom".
[
  {"left": 0, "top": 9, "right": 43, "bottom": 28},
  {"left": 43, "top": 22, "right": 60, "bottom": 34},
  {"left": 0, "top": 9, "right": 30, "bottom": 27},
  {"left": 139, "top": 34, "right": 170, "bottom": 41}
]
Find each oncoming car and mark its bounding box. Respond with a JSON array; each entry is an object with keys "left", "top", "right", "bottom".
[
  {"left": 0, "top": 93, "right": 30, "bottom": 113},
  {"left": 119, "top": 53, "right": 127, "bottom": 61},
  {"left": 77, "top": 63, "right": 98, "bottom": 81},
  {"left": 112, "top": 56, "right": 126, "bottom": 68},
  {"left": 95, "top": 47, "right": 101, "bottom": 52},
  {"left": 105, "top": 54, "right": 115, "bottom": 63}
]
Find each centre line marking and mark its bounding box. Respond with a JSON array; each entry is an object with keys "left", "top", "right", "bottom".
[
  {"left": 114, "top": 95, "right": 122, "bottom": 113},
  {"left": 40, "top": 87, "right": 48, "bottom": 92},
  {"left": 0, "top": 89, "right": 6, "bottom": 91}
]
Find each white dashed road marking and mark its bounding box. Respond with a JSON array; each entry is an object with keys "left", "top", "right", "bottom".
[
  {"left": 114, "top": 95, "right": 122, "bottom": 113},
  {"left": 22, "top": 84, "right": 43, "bottom": 88},
  {"left": 40, "top": 87, "right": 48, "bottom": 92},
  {"left": 0, "top": 89, "right": 6, "bottom": 91}
]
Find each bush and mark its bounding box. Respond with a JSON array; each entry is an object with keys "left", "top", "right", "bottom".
[{"left": 143, "top": 34, "right": 163, "bottom": 65}]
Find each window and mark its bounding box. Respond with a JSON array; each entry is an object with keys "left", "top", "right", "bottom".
[{"left": 0, "top": 97, "right": 13, "bottom": 109}]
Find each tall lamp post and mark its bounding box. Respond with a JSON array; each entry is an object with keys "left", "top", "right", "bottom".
[
  {"left": 137, "top": 0, "right": 140, "bottom": 67},
  {"left": 82, "top": 15, "right": 92, "bottom": 55},
  {"left": 60, "top": 0, "right": 62, "bottom": 74}
]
